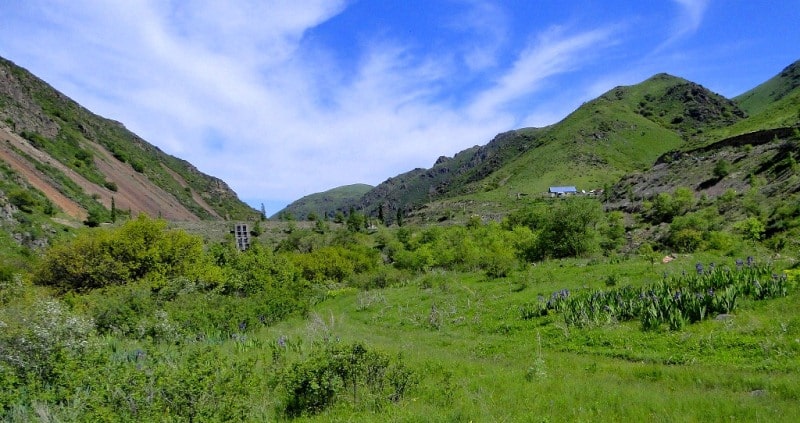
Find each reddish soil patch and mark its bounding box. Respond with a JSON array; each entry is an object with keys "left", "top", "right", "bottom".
[
  {"left": 91, "top": 144, "right": 200, "bottom": 221},
  {"left": 0, "top": 126, "right": 86, "bottom": 220},
  {"left": 0, "top": 125, "right": 202, "bottom": 222}
]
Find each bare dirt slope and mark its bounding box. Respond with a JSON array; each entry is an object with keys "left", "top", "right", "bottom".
[
  {"left": 1, "top": 126, "right": 86, "bottom": 220},
  {"left": 159, "top": 163, "right": 221, "bottom": 219},
  {"left": 90, "top": 142, "right": 200, "bottom": 221},
  {"left": 0, "top": 124, "right": 203, "bottom": 221}
]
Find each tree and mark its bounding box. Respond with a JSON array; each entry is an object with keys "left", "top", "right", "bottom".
[
  {"left": 35, "top": 215, "right": 215, "bottom": 291},
  {"left": 110, "top": 197, "right": 117, "bottom": 223},
  {"left": 334, "top": 211, "right": 345, "bottom": 224},
  {"left": 601, "top": 211, "right": 626, "bottom": 252},
  {"left": 346, "top": 207, "right": 366, "bottom": 233},
  {"left": 84, "top": 207, "right": 106, "bottom": 227},
  {"left": 250, "top": 219, "right": 263, "bottom": 237},
  {"left": 396, "top": 207, "right": 404, "bottom": 227},
  {"left": 260, "top": 203, "right": 267, "bottom": 221},
  {"left": 534, "top": 198, "right": 603, "bottom": 259}
]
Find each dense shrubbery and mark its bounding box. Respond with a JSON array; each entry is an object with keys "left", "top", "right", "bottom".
[
  {"left": 34, "top": 215, "right": 218, "bottom": 291},
  {"left": 2, "top": 192, "right": 798, "bottom": 420},
  {"left": 272, "top": 341, "right": 416, "bottom": 417},
  {"left": 506, "top": 198, "right": 607, "bottom": 260}
]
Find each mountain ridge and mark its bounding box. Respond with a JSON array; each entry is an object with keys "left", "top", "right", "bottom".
[
  {"left": 0, "top": 56, "right": 257, "bottom": 228},
  {"left": 279, "top": 70, "right": 761, "bottom": 223}
]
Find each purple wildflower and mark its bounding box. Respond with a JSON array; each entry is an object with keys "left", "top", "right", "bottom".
[{"left": 696, "top": 263, "right": 704, "bottom": 275}]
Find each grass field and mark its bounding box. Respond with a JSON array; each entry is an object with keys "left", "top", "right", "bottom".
[{"left": 250, "top": 254, "right": 800, "bottom": 421}]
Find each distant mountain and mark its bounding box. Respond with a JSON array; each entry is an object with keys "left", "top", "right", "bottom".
[
  {"left": 274, "top": 184, "right": 373, "bottom": 220},
  {"left": 285, "top": 60, "right": 800, "bottom": 225},
  {"left": 314, "top": 73, "right": 745, "bottom": 223},
  {"left": 0, "top": 56, "right": 257, "bottom": 231}
]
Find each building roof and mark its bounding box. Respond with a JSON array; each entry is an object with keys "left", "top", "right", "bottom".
[{"left": 549, "top": 186, "right": 577, "bottom": 194}]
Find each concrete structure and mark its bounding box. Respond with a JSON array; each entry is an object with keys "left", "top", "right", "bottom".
[{"left": 234, "top": 223, "right": 250, "bottom": 251}]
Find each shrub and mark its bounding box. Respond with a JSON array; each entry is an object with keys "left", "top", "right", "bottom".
[
  {"left": 669, "top": 228, "right": 703, "bottom": 252},
  {"left": 734, "top": 217, "right": 766, "bottom": 241},
  {"left": 7, "top": 189, "right": 37, "bottom": 213},
  {"left": 35, "top": 215, "right": 218, "bottom": 292},
  {"left": 713, "top": 159, "right": 731, "bottom": 178},
  {"left": 0, "top": 297, "right": 94, "bottom": 383},
  {"left": 273, "top": 342, "right": 415, "bottom": 417},
  {"left": 533, "top": 198, "right": 603, "bottom": 259}
]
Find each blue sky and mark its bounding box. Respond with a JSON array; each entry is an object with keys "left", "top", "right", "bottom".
[{"left": 1, "top": 1, "right": 798, "bottom": 214}]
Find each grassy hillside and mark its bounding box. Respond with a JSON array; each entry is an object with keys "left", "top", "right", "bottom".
[
  {"left": 698, "top": 60, "right": 800, "bottom": 139},
  {"left": 2, "top": 212, "right": 798, "bottom": 421},
  {"left": 0, "top": 56, "right": 257, "bottom": 226},
  {"left": 736, "top": 60, "right": 800, "bottom": 116},
  {"left": 399, "top": 74, "right": 746, "bottom": 223},
  {"left": 3, "top": 57, "right": 800, "bottom": 421},
  {"left": 275, "top": 183, "right": 373, "bottom": 220}
]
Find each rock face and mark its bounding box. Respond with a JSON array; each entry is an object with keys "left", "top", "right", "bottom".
[{"left": 0, "top": 64, "right": 60, "bottom": 138}]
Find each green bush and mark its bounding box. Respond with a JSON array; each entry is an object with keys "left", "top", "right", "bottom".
[
  {"left": 273, "top": 342, "right": 415, "bottom": 417},
  {"left": 713, "top": 159, "right": 731, "bottom": 178},
  {"left": 131, "top": 160, "right": 145, "bottom": 173},
  {"left": 290, "top": 247, "right": 355, "bottom": 283},
  {"left": 7, "top": 189, "right": 37, "bottom": 213},
  {"left": 0, "top": 297, "right": 94, "bottom": 383},
  {"left": 35, "top": 215, "right": 218, "bottom": 292},
  {"left": 530, "top": 198, "right": 603, "bottom": 259}
]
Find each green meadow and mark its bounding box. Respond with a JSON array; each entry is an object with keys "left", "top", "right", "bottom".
[{"left": 2, "top": 204, "right": 798, "bottom": 421}]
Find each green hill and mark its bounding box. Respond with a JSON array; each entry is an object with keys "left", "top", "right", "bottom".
[
  {"left": 0, "top": 56, "right": 258, "bottom": 249},
  {"left": 335, "top": 73, "right": 747, "bottom": 224},
  {"left": 719, "top": 60, "right": 800, "bottom": 136},
  {"left": 3, "top": 58, "right": 800, "bottom": 422},
  {"left": 274, "top": 183, "right": 373, "bottom": 220}
]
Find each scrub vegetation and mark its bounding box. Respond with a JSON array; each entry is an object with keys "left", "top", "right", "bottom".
[
  {"left": 1, "top": 195, "right": 799, "bottom": 420},
  {"left": 2, "top": 56, "right": 800, "bottom": 421}
]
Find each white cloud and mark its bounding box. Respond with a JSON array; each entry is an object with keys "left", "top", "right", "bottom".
[
  {"left": 447, "top": 0, "right": 509, "bottom": 71},
  {"left": 672, "top": 0, "right": 710, "bottom": 36},
  {"left": 653, "top": 0, "right": 710, "bottom": 51},
  {"left": 468, "top": 26, "right": 617, "bottom": 120},
  {"left": 1, "top": 1, "right": 629, "bottom": 209}
]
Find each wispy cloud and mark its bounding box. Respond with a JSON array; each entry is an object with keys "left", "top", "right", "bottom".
[
  {"left": 655, "top": 0, "right": 710, "bottom": 51},
  {"left": 0, "top": 1, "right": 635, "bottom": 211},
  {"left": 447, "top": 0, "right": 509, "bottom": 71},
  {"left": 468, "top": 26, "right": 618, "bottom": 120}
]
